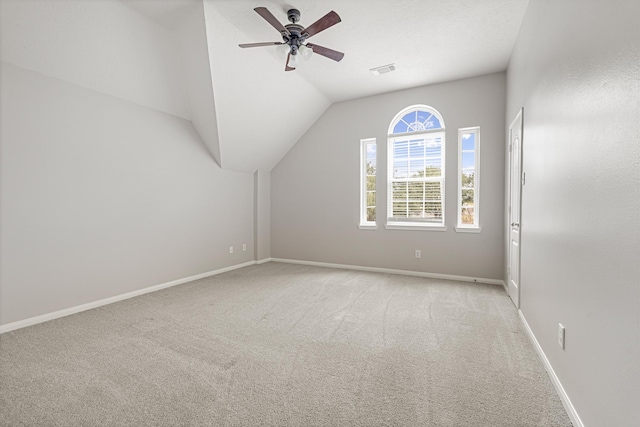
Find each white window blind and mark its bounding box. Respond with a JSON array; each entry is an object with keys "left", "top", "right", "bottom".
[{"left": 388, "top": 132, "right": 445, "bottom": 224}]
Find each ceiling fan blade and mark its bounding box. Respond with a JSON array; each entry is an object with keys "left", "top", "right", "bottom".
[
  {"left": 285, "top": 53, "right": 295, "bottom": 71},
  {"left": 306, "top": 43, "right": 344, "bottom": 62},
  {"left": 239, "top": 42, "right": 284, "bottom": 48},
  {"left": 303, "top": 11, "right": 341, "bottom": 38},
  {"left": 254, "top": 7, "right": 290, "bottom": 36}
]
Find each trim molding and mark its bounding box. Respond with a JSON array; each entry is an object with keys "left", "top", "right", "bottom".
[
  {"left": 518, "top": 310, "right": 584, "bottom": 427},
  {"left": 271, "top": 258, "right": 505, "bottom": 286},
  {"left": 0, "top": 261, "right": 256, "bottom": 334},
  {"left": 256, "top": 257, "right": 272, "bottom": 265}
]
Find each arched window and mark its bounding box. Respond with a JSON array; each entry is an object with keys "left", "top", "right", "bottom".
[{"left": 387, "top": 105, "right": 446, "bottom": 229}]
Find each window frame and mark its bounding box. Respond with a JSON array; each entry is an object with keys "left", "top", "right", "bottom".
[
  {"left": 359, "top": 138, "right": 377, "bottom": 229},
  {"left": 386, "top": 105, "right": 447, "bottom": 231},
  {"left": 456, "top": 127, "right": 481, "bottom": 232}
]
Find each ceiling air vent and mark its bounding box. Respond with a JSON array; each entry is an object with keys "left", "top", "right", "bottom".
[{"left": 370, "top": 63, "right": 396, "bottom": 76}]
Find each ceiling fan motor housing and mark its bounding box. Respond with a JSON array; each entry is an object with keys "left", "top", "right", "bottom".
[{"left": 282, "top": 23, "right": 306, "bottom": 54}]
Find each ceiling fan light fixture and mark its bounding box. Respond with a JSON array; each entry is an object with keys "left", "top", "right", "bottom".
[
  {"left": 277, "top": 43, "right": 290, "bottom": 57},
  {"left": 299, "top": 44, "right": 313, "bottom": 60},
  {"left": 287, "top": 53, "right": 299, "bottom": 68}
]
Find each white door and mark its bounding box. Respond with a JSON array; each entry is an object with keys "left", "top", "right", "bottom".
[{"left": 508, "top": 109, "right": 523, "bottom": 308}]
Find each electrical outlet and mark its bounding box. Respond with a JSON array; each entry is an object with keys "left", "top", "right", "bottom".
[
  {"left": 229, "top": 246, "right": 234, "bottom": 254},
  {"left": 242, "top": 243, "right": 247, "bottom": 252},
  {"left": 558, "top": 323, "right": 565, "bottom": 349},
  {"left": 415, "top": 250, "right": 421, "bottom": 259}
]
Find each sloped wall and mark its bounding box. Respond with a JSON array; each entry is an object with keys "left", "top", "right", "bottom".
[{"left": 0, "top": 0, "right": 189, "bottom": 119}]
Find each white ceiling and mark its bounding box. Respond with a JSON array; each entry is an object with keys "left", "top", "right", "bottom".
[
  {"left": 123, "top": 0, "right": 530, "bottom": 172},
  {"left": 215, "top": 0, "right": 529, "bottom": 103}
]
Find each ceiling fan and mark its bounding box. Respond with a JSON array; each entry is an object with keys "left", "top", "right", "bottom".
[{"left": 239, "top": 7, "right": 344, "bottom": 71}]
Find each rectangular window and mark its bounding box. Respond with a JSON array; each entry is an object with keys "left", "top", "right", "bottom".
[
  {"left": 456, "top": 127, "right": 480, "bottom": 232},
  {"left": 386, "top": 131, "right": 446, "bottom": 230},
  {"left": 359, "top": 138, "right": 377, "bottom": 229}
]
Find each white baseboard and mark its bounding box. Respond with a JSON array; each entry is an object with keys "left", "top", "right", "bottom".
[
  {"left": 0, "top": 261, "right": 256, "bottom": 334},
  {"left": 518, "top": 310, "right": 584, "bottom": 427},
  {"left": 256, "top": 257, "right": 273, "bottom": 265},
  {"left": 270, "top": 258, "right": 505, "bottom": 286}
]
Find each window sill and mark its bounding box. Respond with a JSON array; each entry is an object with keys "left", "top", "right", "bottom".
[
  {"left": 455, "top": 226, "right": 481, "bottom": 233},
  {"left": 358, "top": 224, "right": 378, "bottom": 230},
  {"left": 385, "top": 224, "right": 448, "bottom": 232}
]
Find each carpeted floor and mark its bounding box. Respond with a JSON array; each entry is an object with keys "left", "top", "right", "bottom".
[{"left": 0, "top": 262, "right": 572, "bottom": 426}]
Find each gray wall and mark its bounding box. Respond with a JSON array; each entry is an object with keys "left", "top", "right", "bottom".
[
  {"left": 506, "top": 0, "right": 640, "bottom": 425},
  {"left": 271, "top": 73, "right": 506, "bottom": 280},
  {"left": 254, "top": 169, "right": 271, "bottom": 262},
  {"left": 0, "top": 62, "right": 254, "bottom": 326}
]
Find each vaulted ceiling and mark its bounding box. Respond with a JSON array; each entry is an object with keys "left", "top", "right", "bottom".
[{"left": 2, "top": 0, "right": 530, "bottom": 173}]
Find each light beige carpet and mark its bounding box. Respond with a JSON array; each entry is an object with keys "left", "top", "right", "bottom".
[{"left": 0, "top": 262, "right": 572, "bottom": 426}]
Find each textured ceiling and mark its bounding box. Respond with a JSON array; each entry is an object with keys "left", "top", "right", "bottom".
[{"left": 123, "top": 0, "right": 530, "bottom": 172}]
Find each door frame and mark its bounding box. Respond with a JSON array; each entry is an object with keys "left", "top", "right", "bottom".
[{"left": 507, "top": 108, "right": 523, "bottom": 308}]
